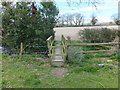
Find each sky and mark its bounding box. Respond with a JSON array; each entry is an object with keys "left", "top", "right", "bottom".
[
  {"left": 1, "top": 0, "right": 119, "bottom": 24},
  {"left": 54, "top": 0, "right": 119, "bottom": 24}
]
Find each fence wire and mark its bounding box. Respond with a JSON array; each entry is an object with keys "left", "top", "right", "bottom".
[{"left": 1, "top": 45, "right": 49, "bottom": 55}]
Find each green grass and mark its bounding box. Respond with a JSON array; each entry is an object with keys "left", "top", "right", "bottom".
[
  {"left": 2, "top": 53, "right": 118, "bottom": 88},
  {"left": 54, "top": 40, "right": 61, "bottom": 45},
  {"left": 70, "top": 41, "right": 110, "bottom": 51},
  {"left": 70, "top": 40, "right": 83, "bottom": 44},
  {"left": 2, "top": 40, "right": 119, "bottom": 88}
]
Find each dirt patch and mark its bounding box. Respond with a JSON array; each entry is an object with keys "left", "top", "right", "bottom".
[
  {"left": 51, "top": 68, "right": 68, "bottom": 78},
  {"left": 34, "top": 58, "right": 44, "bottom": 61},
  {"left": 43, "top": 63, "right": 50, "bottom": 67},
  {"left": 26, "top": 64, "right": 33, "bottom": 68}
]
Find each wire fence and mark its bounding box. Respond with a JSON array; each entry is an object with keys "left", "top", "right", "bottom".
[{"left": 1, "top": 45, "right": 49, "bottom": 55}]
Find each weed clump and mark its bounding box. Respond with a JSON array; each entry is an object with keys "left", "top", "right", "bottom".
[{"left": 67, "top": 46, "right": 84, "bottom": 62}]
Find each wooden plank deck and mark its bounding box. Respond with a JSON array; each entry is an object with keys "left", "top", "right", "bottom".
[{"left": 51, "top": 44, "right": 64, "bottom": 66}]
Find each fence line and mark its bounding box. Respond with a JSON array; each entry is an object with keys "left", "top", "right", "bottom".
[
  {"left": 68, "top": 42, "right": 120, "bottom": 54},
  {"left": 78, "top": 50, "right": 113, "bottom": 54},
  {"left": 47, "top": 35, "right": 120, "bottom": 58},
  {"left": 68, "top": 42, "right": 120, "bottom": 46}
]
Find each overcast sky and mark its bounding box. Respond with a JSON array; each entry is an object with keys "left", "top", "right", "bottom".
[{"left": 55, "top": 0, "right": 119, "bottom": 23}]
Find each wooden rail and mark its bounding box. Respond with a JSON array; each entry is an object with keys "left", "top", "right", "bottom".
[
  {"left": 68, "top": 41, "right": 120, "bottom": 54},
  {"left": 47, "top": 35, "right": 68, "bottom": 66},
  {"left": 47, "top": 35, "right": 120, "bottom": 59},
  {"left": 47, "top": 35, "right": 68, "bottom": 60},
  {"left": 78, "top": 50, "right": 113, "bottom": 54},
  {"left": 68, "top": 42, "right": 120, "bottom": 46},
  {"left": 48, "top": 54, "right": 67, "bottom": 56},
  {"left": 48, "top": 45, "right": 67, "bottom": 48},
  {"left": 47, "top": 36, "right": 54, "bottom": 47},
  {"left": 47, "top": 36, "right": 54, "bottom": 56},
  {"left": 61, "top": 35, "right": 69, "bottom": 59}
]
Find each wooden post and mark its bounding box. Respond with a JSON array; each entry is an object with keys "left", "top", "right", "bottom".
[
  {"left": 66, "top": 36, "right": 71, "bottom": 60},
  {"left": 47, "top": 35, "right": 55, "bottom": 58},
  {"left": 118, "top": 2, "right": 120, "bottom": 50},
  {"left": 19, "top": 42, "right": 23, "bottom": 56},
  {"left": 118, "top": 31, "right": 120, "bottom": 50},
  {"left": 67, "top": 36, "right": 71, "bottom": 45}
]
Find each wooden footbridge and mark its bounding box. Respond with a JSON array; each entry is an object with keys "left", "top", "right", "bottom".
[{"left": 47, "top": 35, "right": 70, "bottom": 66}]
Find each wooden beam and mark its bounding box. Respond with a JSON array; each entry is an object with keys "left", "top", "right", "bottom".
[
  {"left": 47, "top": 36, "right": 53, "bottom": 41},
  {"left": 48, "top": 54, "right": 67, "bottom": 56},
  {"left": 48, "top": 45, "right": 67, "bottom": 48},
  {"left": 78, "top": 50, "right": 113, "bottom": 54},
  {"left": 68, "top": 42, "right": 120, "bottom": 46},
  {"left": 19, "top": 42, "right": 23, "bottom": 55}
]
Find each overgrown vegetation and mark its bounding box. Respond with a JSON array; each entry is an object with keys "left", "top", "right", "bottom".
[
  {"left": 79, "top": 28, "right": 117, "bottom": 43},
  {"left": 2, "top": 52, "right": 118, "bottom": 88},
  {"left": 2, "top": 2, "right": 59, "bottom": 53},
  {"left": 2, "top": 40, "right": 119, "bottom": 88},
  {"left": 111, "top": 13, "right": 120, "bottom": 25}
]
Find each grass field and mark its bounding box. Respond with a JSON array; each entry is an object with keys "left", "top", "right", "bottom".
[{"left": 2, "top": 41, "right": 119, "bottom": 88}]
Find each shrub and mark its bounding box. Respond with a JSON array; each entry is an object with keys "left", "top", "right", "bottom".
[
  {"left": 79, "top": 28, "right": 117, "bottom": 43},
  {"left": 67, "top": 46, "right": 84, "bottom": 62}
]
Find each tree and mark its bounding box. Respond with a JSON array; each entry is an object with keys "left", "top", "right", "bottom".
[
  {"left": 64, "top": 14, "right": 74, "bottom": 26},
  {"left": 2, "top": 1, "right": 59, "bottom": 53},
  {"left": 65, "top": 0, "right": 101, "bottom": 26},
  {"left": 111, "top": 13, "right": 120, "bottom": 49},
  {"left": 75, "top": 14, "right": 84, "bottom": 26},
  {"left": 66, "top": 0, "right": 101, "bottom": 9},
  {"left": 40, "top": 1, "right": 59, "bottom": 39},
  {"left": 2, "top": 2, "right": 33, "bottom": 51},
  {"left": 81, "top": 16, "right": 85, "bottom": 26},
  {"left": 32, "top": 2, "right": 37, "bottom": 16},
  {"left": 67, "top": 14, "right": 74, "bottom": 26},
  {"left": 57, "top": 13, "right": 84, "bottom": 27},
  {"left": 58, "top": 13, "right": 84, "bottom": 27},
  {"left": 72, "top": 13, "right": 84, "bottom": 26},
  {"left": 109, "top": 21, "right": 114, "bottom": 25},
  {"left": 58, "top": 14, "right": 69, "bottom": 26},
  {"left": 64, "top": 14, "right": 70, "bottom": 26},
  {"left": 58, "top": 15, "right": 66, "bottom": 26},
  {"left": 111, "top": 13, "right": 120, "bottom": 25},
  {"left": 90, "top": 15, "right": 98, "bottom": 25}
]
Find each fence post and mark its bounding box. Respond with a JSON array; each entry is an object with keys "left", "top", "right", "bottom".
[
  {"left": 19, "top": 42, "right": 23, "bottom": 56},
  {"left": 67, "top": 36, "right": 71, "bottom": 45},
  {"left": 47, "top": 35, "right": 54, "bottom": 59},
  {"left": 118, "top": 2, "right": 120, "bottom": 53},
  {"left": 67, "top": 36, "right": 71, "bottom": 60},
  {"left": 118, "top": 31, "right": 120, "bottom": 58}
]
